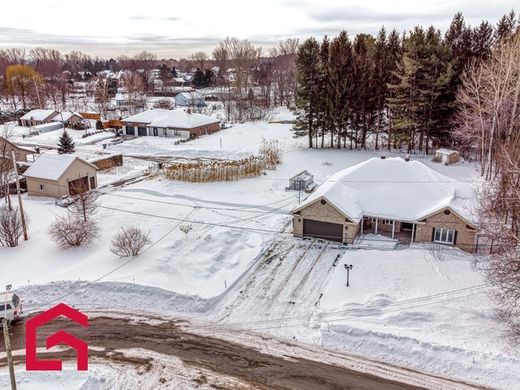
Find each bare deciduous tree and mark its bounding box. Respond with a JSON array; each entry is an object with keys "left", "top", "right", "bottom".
[
  {"left": 179, "top": 224, "right": 192, "bottom": 238},
  {"left": 455, "top": 33, "right": 520, "bottom": 179},
  {"left": 0, "top": 206, "right": 28, "bottom": 247},
  {"left": 68, "top": 188, "right": 100, "bottom": 222},
  {"left": 110, "top": 226, "right": 151, "bottom": 257}
]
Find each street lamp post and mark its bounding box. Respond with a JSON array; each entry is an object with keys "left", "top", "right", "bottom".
[{"left": 344, "top": 264, "right": 353, "bottom": 287}]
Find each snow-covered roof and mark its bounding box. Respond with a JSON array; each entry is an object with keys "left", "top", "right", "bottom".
[
  {"left": 20, "top": 109, "right": 58, "bottom": 121},
  {"left": 24, "top": 153, "right": 96, "bottom": 181},
  {"left": 176, "top": 91, "right": 203, "bottom": 100},
  {"left": 293, "top": 157, "right": 476, "bottom": 224},
  {"left": 122, "top": 109, "right": 218, "bottom": 129},
  {"left": 291, "top": 170, "right": 313, "bottom": 181},
  {"left": 436, "top": 148, "right": 459, "bottom": 155},
  {"left": 54, "top": 112, "right": 83, "bottom": 122}
]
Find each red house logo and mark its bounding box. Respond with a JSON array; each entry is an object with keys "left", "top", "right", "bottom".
[{"left": 26, "top": 303, "right": 89, "bottom": 371}]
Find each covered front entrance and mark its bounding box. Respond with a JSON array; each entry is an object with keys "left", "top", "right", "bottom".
[
  {"left": 303, "top": 219, "right": 343, "bottom": 242},
  {"left": 361, "top": 217, "right": 416, "bottom": 244}
]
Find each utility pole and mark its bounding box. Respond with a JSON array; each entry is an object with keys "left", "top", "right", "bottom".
[
  {"left": 3, "top": 285, "right": 17, "bottom": 390},
  {"left": 11, "top": 151, "right": 28, "bottom": 241}
]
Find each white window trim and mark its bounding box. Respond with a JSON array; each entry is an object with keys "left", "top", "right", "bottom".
[{"left": 433, "top": 227, "right": 455, "bottom": 245}]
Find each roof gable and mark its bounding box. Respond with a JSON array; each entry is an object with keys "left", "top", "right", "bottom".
[{"left": 23, "top": 153, "right": 96, "bottom": 181}]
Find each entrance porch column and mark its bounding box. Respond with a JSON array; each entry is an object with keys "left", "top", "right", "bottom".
[
  {"left": 360, "top": 217, "right": 364, "bottom": 235},
  {"left": 411, "top": 223, "right": 415, "bottom": 243},
  {"left": 375, "top": 218, "right": 379, "bottom": 235},
  {"left": 392, "top": 220, "right": 395, "bottom": 239}
]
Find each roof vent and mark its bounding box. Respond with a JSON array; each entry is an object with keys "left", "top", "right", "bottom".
[{"left": 380, "top": 155, "right": 386, "bottom": 159}]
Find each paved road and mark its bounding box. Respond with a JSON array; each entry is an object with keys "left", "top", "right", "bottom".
[{"left": 0, "top": 315, "right": 432, "bottom": 390}]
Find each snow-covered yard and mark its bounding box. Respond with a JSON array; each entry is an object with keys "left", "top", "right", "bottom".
[{"left": 2, "top": 112, "right": 518, "bottom": 389}]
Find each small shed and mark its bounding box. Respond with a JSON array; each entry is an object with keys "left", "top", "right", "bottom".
[
  {"left": 288, "top": 170, "right": 314, "bottom": 192},
  {"left": 434, "top": 149, "right": 460, "bottom": 165}
]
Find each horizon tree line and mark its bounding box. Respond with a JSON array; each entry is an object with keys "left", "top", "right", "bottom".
[{"left": 294, "top": 10, "right": 519, "bottom": 152}]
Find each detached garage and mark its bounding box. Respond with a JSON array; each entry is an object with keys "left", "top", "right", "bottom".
[{"left": 24, "top": 153, "right": 98, "bottom": 198}]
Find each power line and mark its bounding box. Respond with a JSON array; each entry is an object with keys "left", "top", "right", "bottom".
[
  {"left": 95, "top": 204, "right": 505, "bottom": 249},
  {"left": 24, "top": 208, "right": 197, "bottom": 315},
  {"left": 193, "top": 284, "right": 488, "bottom": 331}
]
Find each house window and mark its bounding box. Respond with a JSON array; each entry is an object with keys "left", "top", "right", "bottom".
[
  {"left": 433, "top": 227, "right": 456, "bottom": 244},
  {"left": 90, "top": 177, "right": 96, "bottom": 189},
  {"left": 382, "top": 219, "right": 393, "bottom": 225},
  {"left": 153, "top": 127, "right": 159, "bottom": 136},
  {"left": 39, "top": 184, "right": 45, "bottom": 191}
]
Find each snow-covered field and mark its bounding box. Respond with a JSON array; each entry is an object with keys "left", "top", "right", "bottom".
[{"left": 2, "top": 108, "right": 519, "bottom": 389}]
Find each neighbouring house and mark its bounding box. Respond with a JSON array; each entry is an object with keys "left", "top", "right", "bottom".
[
  {"left": 24, "top": 153, "right": 98, "bottom": 198},
  {"left": 434, "top": 148, "right": 460, "bottom": 165},
  {"left": 292, "top": 157, "right": 478, "bottom": 253},
  {"left": 51, "top": 112, "right": 84, "bottom": 126},
  {"left": 18, "top": 109, "right": 59, "bottom": 127},
  {"left": 287, "top": 170, "right": 315, "bottom": 192},
  {"left": 121, "top": 109, "right": 220, "bottom": 138},
  {"left": 0, "top": 137, "right": 36, "bottom": 163},
  {"left": 115, "top": 92, "right": 146, "bottom": 110},
  {"left": 174, "top": 91, "right": 206, "bottom": 107}
]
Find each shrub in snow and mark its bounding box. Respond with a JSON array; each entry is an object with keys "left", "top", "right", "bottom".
[
  {"left": 259, "top": 138, "right": 282, "bottom": 168},
  {"left": 49, "top": 216, "right": 99, "bottom": 249},
  {"left": 0, "top": 206, "right": 28, "bottom": 247},
  {"left": 110, "top": 226, "right": 151, "bottom": 257},
  {"left": 164, "top": 141, "right": 282, "bottom": 183},
  {"left": 179, "top": 224, "right": 192, "bottom": 238}
]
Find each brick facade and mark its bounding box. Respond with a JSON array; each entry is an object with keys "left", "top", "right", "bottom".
[
  {"left": 293, "top": 198, "right": 360, "bottom": 244},
  {"left": 415, "top": 208, "right": 477, "bottom": 252}
]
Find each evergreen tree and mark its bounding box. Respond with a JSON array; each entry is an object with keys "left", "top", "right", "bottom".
[
  {"left": 294, "top": 38, "right": 322, "bottom": 148},
  {"left": 328, "top": 31, "right": 354, "bottom": 149},
  {"left": 387, "top": 27, "right": 429, "bottom": 152},
  {"left": 57, "top": 130, "right": 75, "bottom": 154},
  {"left": 193, "top": 68, "right": 206, "bottom": 88},
  {"left": 472, "top": 21, "right": 494, "bottom": 60},
  {"left": 495, "top": 10, "right": 518, "bottom": 43}
]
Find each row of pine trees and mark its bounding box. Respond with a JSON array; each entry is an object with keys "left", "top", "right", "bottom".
[{"left": 293, "top": 11, "right": 519, "bottom": 152}]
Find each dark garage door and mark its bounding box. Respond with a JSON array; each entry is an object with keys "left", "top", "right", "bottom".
[{"left": 303, "top": 219, "right": 343, "bottom": 242}]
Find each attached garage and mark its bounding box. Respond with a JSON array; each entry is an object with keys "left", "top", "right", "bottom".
[{"left": 303, "top": 219, "right": 343, "bottom": 242}]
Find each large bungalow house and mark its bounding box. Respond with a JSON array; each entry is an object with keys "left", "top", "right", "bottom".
[
  {"left": 121, "top": 109, "right": 220, "bottom": 138},
  {"left": 292, "top": 157, "right": 478, "bottom": 253},
  {"left": 24, "top": 153, "right": 98, "bottom": 198}
]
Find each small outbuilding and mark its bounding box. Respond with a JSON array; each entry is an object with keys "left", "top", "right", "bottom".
[
  {"left": 434, "top": 149, "right": 460, "bottom": 165},
  {"left": 24, "top": 153, "right": 98, "bottom": 198},
  {"left": 288, "top": 170, "right": 315, "bottom": 192},
  {"left": 175, "top": 91, "right": 206, "bottom": 107}
]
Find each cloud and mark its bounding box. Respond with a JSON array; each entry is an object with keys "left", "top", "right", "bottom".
[
  {"left": 128, "top": 15, "right": 180, "bottom": 21},
  {"left": 309, "top": 6, "right": 449, "bottom": 24}
]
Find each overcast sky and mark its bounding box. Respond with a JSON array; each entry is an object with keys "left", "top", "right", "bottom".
[{"left": 0, "top": 0, "right": 516, "bottom": 58}]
